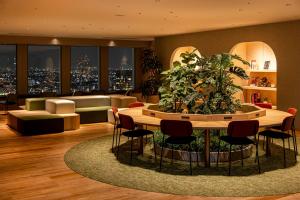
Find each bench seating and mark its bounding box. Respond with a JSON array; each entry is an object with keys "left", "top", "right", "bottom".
[
  {"left": 7, "top": 110, "right": 80, "bottom": 134},
  {"left": 8, "top": 110, "right": 64, "bottom": 135}
]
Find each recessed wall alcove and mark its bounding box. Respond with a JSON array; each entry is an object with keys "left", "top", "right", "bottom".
[
  {"left": 230, "top": 41, "right": 277, "bottom": 107},
  {"left": 169, "top": 46, "right": 201, "bottom": 68}
]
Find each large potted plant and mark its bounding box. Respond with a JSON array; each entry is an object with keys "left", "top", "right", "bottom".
[
  {"left": 141, "top": 49, "right": 163, "bottom": 103},
  {"left": 159, "top": 51, "right": 249, "bottom": 114}
]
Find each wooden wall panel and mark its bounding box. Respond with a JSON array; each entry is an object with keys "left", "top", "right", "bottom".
[
  {"left": 16, "top": 45, "right": 27, "bottom": 95},
  {"left": 61, "top": 46, "right": 71, "bottom": 95}
]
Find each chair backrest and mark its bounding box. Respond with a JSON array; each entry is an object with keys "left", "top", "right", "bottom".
[
  {"left": 128, "top": 101, "right": 144, "bottom": 108},
  {"left": 112, "top": 107, "right": 119, "bottom": 122},
  {"left": 255, "top": 103, "right": 272, "bottom": 109},
  {"left": 118, "top": 114, "right": 135, "bottom": 130},
  {"left": 227, "top": 120, "right": 259, "bottom": 137},
  {"left": 160, "top": 120, "right": 193, "bottom": 137},
  {"left": 287, "top": 107, "right": 297, "bottom": 116},
  {"left": 281, "top": 116, "right": 295, "bottom": 131}
]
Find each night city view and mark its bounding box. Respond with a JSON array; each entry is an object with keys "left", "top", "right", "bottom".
[
  {"left": 108, "top": 47, "right": 134, "bottom": 91},
  {"left": 71, "top": 47, "right": 99, "bottom": 92},
  {"left": 28, "top": 46, "right": 61, "bottom": 94},
  {"left": 0, "top": 45, "right": 16, "bottom": 95}
]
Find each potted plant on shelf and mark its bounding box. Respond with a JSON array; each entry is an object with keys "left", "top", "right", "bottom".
[{"left": 141, "top": 49, "right": 163, "bottom": 103}]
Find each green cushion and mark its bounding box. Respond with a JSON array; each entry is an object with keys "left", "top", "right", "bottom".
[
  {"left": 75, "top": 106, "right": 111, "bottom": 113},
  {"left": 25, "top": 98, "right": 46, "bottom": 111}
]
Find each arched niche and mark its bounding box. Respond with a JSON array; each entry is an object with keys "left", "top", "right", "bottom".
[
  {"left": 229, "top": 41, "right": 277, "bottom": 106},
  {"left": 170, "top": 46, "right": 201, "bottom": 68}
]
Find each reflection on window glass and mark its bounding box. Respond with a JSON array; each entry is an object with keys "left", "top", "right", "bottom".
[
  {"left": 0, "top": 45, "right": 16, "bottom": 95},
  {"left": 108, "top": 47, "right": 134, "bottom": 91},
  {"left": 28, "top": 46, "right": 61, "bottom": 94},
  {"left": 71, "top": 46, "right": 99, "bottom": 92}
]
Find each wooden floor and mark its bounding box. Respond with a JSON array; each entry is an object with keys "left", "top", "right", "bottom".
[{"left": 0, "top": 114, "right": 300, "bottom": 200}]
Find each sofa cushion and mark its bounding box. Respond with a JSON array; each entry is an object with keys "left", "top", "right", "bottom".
[
  {"left": 25, "top": 98, "right": 47, "bottom": 111},
  {"left": 46, "top": 99, "right": 75, "bottom": 114},
  {"left": 110, "top": 95, "right": 137, "bottom": 108},
  {"left": 61, "top": 95, "right": 111, "bottom": 108}
]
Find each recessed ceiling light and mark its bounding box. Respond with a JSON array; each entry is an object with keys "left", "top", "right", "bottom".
[{"left": 115, "top": 14, "right": 125, "bottom": 17}]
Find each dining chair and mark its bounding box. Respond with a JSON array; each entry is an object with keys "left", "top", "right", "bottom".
[
  {"left": 159, "top": 120, "right": 197, "bottom": 175},
  {"left": 217, "top": 120, "right": 260, "bottom": 176},
  {"left": 259, "top": 116, "right": 296, "bottom": 167},
  {"left": 116, "top": 114, "right": 156, "bottom": 163},
  {"left": 111, "top": 107, "right": 121, "bottom": 152},
  {"left": 263, "top": 108, "right": 297, "bottom": 154},
  {"left": 128, "top": 101, "right": 144, "bottom": 108}
]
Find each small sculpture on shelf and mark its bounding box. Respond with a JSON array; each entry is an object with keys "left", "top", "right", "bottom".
[{"left": 258, "top": 77, "right": 271, "bottom": 87}]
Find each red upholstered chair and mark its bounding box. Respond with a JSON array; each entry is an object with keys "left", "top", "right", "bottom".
[
  {"left": 159, "top": 120, "right": 197, "bottom": 175},
  {"left": 217, "top": 120, "right": 260, "bottom": 175},
  {"left": 117, "top": 114, "right": 156, "bottom": 163},
  {"left": 255, "top": 102, "right": 272, "bottom": 109},
  {"left": 128, "top": 101, "right": 144, "bottom": 108},
  {"left": 259, "top": 116, "right": 297, "bottom": 167},
  {"left": 111, "top": 107, "right": 121, "bottom": 152}
]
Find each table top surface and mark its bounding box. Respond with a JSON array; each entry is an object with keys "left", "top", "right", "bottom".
[{"left": 118, "top": 107, "right": 291, "bottom": 129}]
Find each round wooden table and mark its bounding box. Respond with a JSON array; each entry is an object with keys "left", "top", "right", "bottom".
[{"left": 119, "top": 107, "right": 292, "bottom": 167}]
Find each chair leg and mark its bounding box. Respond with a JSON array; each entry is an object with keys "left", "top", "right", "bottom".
[
  {"left": 293, "top": 129, "right": 298, "bottom": 154},
  {"left": 217, "top": 138, "right": 221, "bottom": 167},
  {"left": 116, "top": 130, "right": 122, "bottom": 159},
  {"left": 241, "top": 145, "right": 244, "bottom": 167},
  {"left": 288, "top": 136, "right": 291, "bottom": 150},
  {"left": 256, "top": 142, "right": 261, "bottom": 174},
  {"left": 293, "top": 135, "right": 297, "bottom": 161},
  {"left": 152, "top": 134, "right": 156, "bottom": 161},
  {"left": 189, "top": 143, "right": 192, "bottom": 175},
  {"left": 171, "top": 145, "right": 174, "bottom": 164},
  {"left": 263, "top": 136, "right": 265, "bottom": 150},
  {"left": 228, "top": 145, "right": 232, "bottom": 176},
  {"left": 196, "top": 143, "right": 199, "bottom": 167},
  {"left": 130, "top": 137, "right": 134, "bottom": 163},
  {"left": 112, "top": 125, "right": 116, "bottom": 152},
  {"left": 159, "top": 137, "right": 165, "bottom": 172},
  {"left": 283, "top": 138, "right": 286, "bottom": 168}
]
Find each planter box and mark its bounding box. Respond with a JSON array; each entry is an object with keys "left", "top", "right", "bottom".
[{"left": 154, "top": 144, "right": 252, "bottom": 162}]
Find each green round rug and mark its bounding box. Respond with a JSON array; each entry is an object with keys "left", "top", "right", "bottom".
[{"left": 64, "top": 135, "right": 300, "bottom": 197}]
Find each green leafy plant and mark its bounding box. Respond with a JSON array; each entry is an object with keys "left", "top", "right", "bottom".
[
  {"left": 152, "top": 130, "right": 242, "bottom": 152},
  {"left": 159, "top": 51, "right": 249, "bottom": 114},
  {"left": 141, "top": 49, "right": 163, "bottom": 97}
]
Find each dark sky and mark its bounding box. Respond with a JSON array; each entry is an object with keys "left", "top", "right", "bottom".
[
  {"left": 1, "top": 45, "right": 134, "bottom": 70},
  {"left": 71, "top": 46, "right": 99, "bottom": 68},
  {"left": 0, "top": 45, "right": 16, "bottom": 70},
  {"left": 28, "top": 46, "right": 60, "bottom": 69},
  {"left": 109, "top": 47, "right": 134, "bottom": 69}
]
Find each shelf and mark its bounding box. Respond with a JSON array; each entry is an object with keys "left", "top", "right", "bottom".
[
  {"left": 249, "top": 70, "right": 277, "bottom": 73},
  {"left": 242, "top": 86, "right": 277, "bottom": 91}
]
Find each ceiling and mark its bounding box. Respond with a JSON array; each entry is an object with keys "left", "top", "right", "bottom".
[{"left": 0, "top": 0, "right": 300, "bottom": 40}]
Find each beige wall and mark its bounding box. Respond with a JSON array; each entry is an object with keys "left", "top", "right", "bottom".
[{"left": 155, "top": 20, "right": 300, "bottom": 128}]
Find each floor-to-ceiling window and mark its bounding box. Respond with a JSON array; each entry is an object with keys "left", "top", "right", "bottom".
[
  {"left": 108, "top": 47, "right": 134, "bottom": 91},
  {"left": 28, "top": 46, "right": 61, "bottom": 94},
  {"left": 71, "top": 46, "right": 99, "bottom": 92},
  {"left": 0, "top": 45, "right": 16, "bottom": 95}
]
